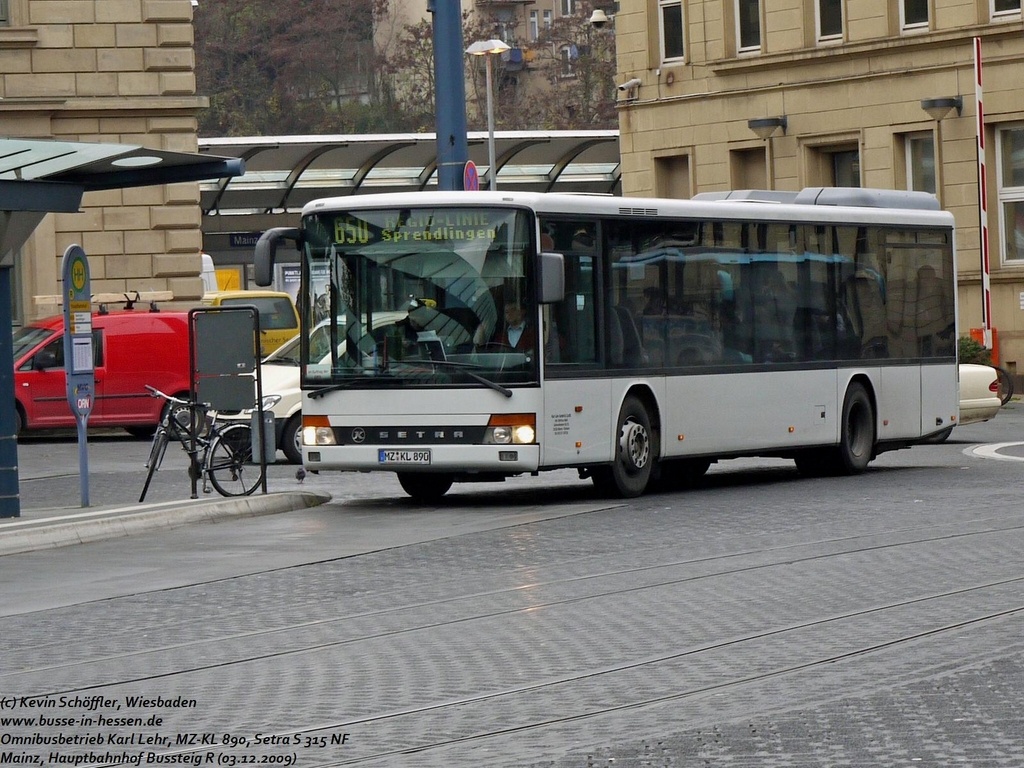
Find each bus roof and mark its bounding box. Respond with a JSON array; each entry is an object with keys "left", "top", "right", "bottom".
[{"left": 300, "top": 189, "right": 955, "bottom": 228}]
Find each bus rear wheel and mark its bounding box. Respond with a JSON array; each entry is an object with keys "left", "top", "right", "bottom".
[
  {"left": 592, "top": 396, "right": 656, "bottom": 498},
  {"left": 836, "top": 382, "right": 875, "bottom": 473},
  {"left": 397, "top": 472, "right": 454, "bottom": 503},
  {"left": 795, "top": 382, "right": 875, "bottom": 476}
]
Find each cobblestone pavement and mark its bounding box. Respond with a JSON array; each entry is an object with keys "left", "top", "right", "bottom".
[{"left": 2, "top": 408, "right": 1023, "bottom": 767}]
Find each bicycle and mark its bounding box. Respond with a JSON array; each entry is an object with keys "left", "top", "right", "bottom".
[
  {"left": 994, "top": 365, "right": 1015, "bottom": 406},
  {"left": 139, "top": 385, "right": 265, "bottom": 502}
]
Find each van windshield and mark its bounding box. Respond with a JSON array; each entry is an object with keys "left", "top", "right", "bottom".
[
  {"left": 220, "top": 297, "right": 296, "bottom": 330},
  {"left": 13, "top": 326, "right": 55, "bottom": 361}
]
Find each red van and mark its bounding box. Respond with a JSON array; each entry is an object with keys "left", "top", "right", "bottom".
[{"left": 12, "top": 309, "right": 191, "bottom": 435}]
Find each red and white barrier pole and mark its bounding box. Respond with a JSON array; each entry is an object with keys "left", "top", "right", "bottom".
[{"left": 975, "top": 36, "right": 993, "bottom": 349}]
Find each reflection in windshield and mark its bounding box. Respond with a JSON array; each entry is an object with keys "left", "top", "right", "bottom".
[
  {"left": 300, "top": 207, "right": 539, "bottom": 388},
  {"left": 12, "top": 326, "right": 55, "bottom": 362}
]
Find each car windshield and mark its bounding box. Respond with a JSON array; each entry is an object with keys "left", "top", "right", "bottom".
[
  {"left": 298, "top": 206, "right": 539, "bottom": 389},
  {"left": 263, "top": 335, "right": 301, "bottom": 365},
  {"left": 12, "top": 325, "right": 56, "bottom": 361}
]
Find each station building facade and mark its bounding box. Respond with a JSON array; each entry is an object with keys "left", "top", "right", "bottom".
[
  {"left": 1, "top": 0, "right": 206, "bottom": 322},
  {"left": 614, "top": 0, "right": 1024, "bottom": 374}
]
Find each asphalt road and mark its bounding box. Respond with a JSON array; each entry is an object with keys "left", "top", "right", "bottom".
[{"left": 3, "top": 407, "right": 1024, "bottom": 766}]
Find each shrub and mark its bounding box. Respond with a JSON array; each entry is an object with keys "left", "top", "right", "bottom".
[{"left": 959, "top": 336, "right": 992, "bottom": 365}]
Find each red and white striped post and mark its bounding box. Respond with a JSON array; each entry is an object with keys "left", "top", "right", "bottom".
[{"left": 975, "top": 36, "right": 993, "bottom": 350}]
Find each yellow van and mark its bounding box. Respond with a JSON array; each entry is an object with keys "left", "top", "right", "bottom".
[{"left": 202, "top": 290, "right": 300, "bottom": 356}]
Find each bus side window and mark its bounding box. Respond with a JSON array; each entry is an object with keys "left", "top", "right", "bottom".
[
  {"left": 538, "top": 218, "right": 601, "bottom": 367},
  {"left": 550, "top": 252, "right": 597, "bottom": 365},
  {"left": 843, "top": 271, "right": 888, "bottom": 359}
]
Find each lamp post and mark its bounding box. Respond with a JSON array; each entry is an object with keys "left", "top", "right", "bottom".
[{"left": 466, "top": 39, "right": 510, "bottom": 191}]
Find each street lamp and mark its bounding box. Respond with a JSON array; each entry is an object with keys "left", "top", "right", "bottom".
[{"left": 465, "top": 39, "right": 510, "bottom": 191}]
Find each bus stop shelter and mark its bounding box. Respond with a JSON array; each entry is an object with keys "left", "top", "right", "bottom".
[{"left": 0, "top": 138, "right": 244, "bottom": 518}]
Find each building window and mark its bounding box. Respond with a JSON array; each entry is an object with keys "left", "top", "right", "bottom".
[
  {"left": 992, "top": 0, "right": 1022, "bottom": 19},
  {"left": 906, "top": 133, "right": 936, "bottom": 194},
  {"left": 529, "top": 11, "right": 539, "bottom": 41},
  {"left": 655, "top": 154, "right": 691, "bottom": 198},
  {"left": 560, "top": 46, "right": 577, "bottom": 77},
  {"left": 832, "top": 150, "right": 860, "bottom": 186},
  {"left": 731, "top": 147, "right": 767, "bottom": 190},
  {"left": 736, "top": 0, "right": 761, "bottom": 52},
  {"left": 817, "top": 0, "right": 843, "bottom": 41},
  {"left": 997, "top": 126, "right": 1024, "bottom": 263},
  {"left": 543, "top": 10, "right": 553, "bottom": 30},
  {"left": 660, "top": 0, "right": 685, "bottom": 61},
  {"left": 902, "top": 0, "right": 929, "bottom": 29},
  {"left": 0, "top": 0, "right": 8, "bottom": 24},
  {"left": 807, "top": 143, "right": 860, "bottom": 187},
  {"left": 561, "top": 0, "right": 576, "bottom": 16}
]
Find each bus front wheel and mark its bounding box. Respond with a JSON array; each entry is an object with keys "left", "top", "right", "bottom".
[
  {"left": 397, "top": 472, "right": 454, "bottom": 503},
  {"left": 593, "top": 396, "right": 655, "bottom": 498}
]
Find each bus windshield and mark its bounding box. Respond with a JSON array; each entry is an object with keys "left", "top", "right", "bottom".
[{"left": 299, "top": 206, "right": 538, "bottom": 389}]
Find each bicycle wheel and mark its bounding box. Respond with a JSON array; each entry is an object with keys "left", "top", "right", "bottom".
[
  {"left": 146, "top": 427, "right": 170, "bottom": 470},
  {"left": 139, "top": 428, "right": 170, "bottom": 502},
  {"left": 205, "top": 423, "right": 264, "bottom": 497},
  {"left": 995, "top": 365, "right": 1015, "bottom": 406}
]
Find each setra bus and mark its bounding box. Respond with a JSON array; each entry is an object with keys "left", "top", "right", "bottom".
[{"left": 254, "top": 188, "right": 958, "bottom": 502}]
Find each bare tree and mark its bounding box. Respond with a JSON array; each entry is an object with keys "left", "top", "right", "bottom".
[
  {"left": 525, "top": 8, "right": 618, "bottom": 129},
  {"left": 194, "top": 0, "right": 617, "bottom": 136}
]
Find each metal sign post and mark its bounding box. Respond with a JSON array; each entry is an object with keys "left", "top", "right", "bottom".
[{"left": 61, "top": 245, "right": 94, "bottom": 507}]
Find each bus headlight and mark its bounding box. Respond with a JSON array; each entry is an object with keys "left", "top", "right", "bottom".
[
  {"left": 485, "top": 414, "right": 536, "bottom": 445},
  {"left": 302, "top": 426, "right": 337, "bottom": 446},
  {"left": 513, "top": 424, "right": 536, "bottom": 444},
  {"left": 302, "top": 416, "right": 336, "bottom": 446}
]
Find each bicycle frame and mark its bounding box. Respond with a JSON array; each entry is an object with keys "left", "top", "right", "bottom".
[{"left": 139, "top": 386, "right": 264, "bottom": 501}]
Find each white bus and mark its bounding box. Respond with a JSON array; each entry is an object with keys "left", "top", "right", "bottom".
[{"left": 254, "top": 188, "right": 958, "bottom": 502}]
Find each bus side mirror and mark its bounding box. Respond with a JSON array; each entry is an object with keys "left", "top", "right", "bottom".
[
  {"left": 539, "top": 252, "right": 565, "bottom": 304},
  {"left": 254, "top": 227, "right": 301, "bottom": 287}
]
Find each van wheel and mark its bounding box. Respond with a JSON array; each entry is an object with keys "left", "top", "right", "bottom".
[
  {"left": 281, "top": 414, "right": 303, "bottom": 465},
  {"left": 397, "top": 472, "right": 454, "bottom": 503},
  {"left": 592, "top": 395, "right": 656, "bottom": 498}
]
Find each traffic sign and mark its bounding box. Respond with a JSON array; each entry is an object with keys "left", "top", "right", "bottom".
[{"left": 464, "top": 160, "right": 480, "bottom": 191}]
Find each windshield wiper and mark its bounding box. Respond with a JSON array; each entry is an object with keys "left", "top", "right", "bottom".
[
  {"left": 400, "top": 358, "right": 513, "bottom": 398},
  {"left": 307, "top": 379, "right": 361, "bottom": 399}
]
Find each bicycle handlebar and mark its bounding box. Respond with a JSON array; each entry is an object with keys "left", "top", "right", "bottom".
[
  {"left": 145, "top": 384, "right": 216, "bottom": 411},
  {"left": 145, "top": 384, "right": 192, "bottom": 407}
]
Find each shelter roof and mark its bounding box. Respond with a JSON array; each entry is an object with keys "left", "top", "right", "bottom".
[
  {"left": 0, "top": 136, "right": 243, "bottom": 262},
  {"left": 0, "top": 137, "right": 243, "bottom": 200},
  {"left": 198, "top": 131, "right": 619, "bottom": 216}
]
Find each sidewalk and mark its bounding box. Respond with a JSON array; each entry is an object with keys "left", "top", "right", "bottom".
[{"left": 0, "top": 490, "right": 331, "bottom": 557}]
